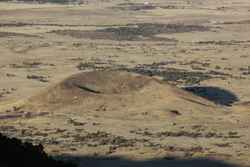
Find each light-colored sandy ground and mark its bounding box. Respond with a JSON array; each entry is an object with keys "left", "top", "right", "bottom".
[{"left": 0, "top": 0, "right": 250, "bottom": 166}]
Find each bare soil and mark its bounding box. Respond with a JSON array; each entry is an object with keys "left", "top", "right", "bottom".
[{"left": 0, "top": 1, "right": 250, "bottom": 167}]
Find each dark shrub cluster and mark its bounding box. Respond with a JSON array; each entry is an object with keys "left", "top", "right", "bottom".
[{"left": 0, "top": 133, "right": 76, "bottom": 167}]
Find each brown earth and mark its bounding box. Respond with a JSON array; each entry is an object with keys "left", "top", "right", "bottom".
[
  {"left": 0, "top": 1, "right": 250, "bottom": 167},
  {"left": 25, "top": 70, "right": 218, "bottom": 118}
]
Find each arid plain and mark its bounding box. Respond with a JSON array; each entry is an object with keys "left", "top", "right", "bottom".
[{"left": 0, "top": 0, "right": 250, "bottom": 166}]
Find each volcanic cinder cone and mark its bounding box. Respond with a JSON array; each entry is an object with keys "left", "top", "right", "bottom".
[{"left": 25, "top": 70, "right": 223, "bottom": 120}]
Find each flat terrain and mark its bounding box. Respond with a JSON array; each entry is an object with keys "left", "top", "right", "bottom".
[{"left": 0, "top": 0, "right": 250, "bottom": 166}]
